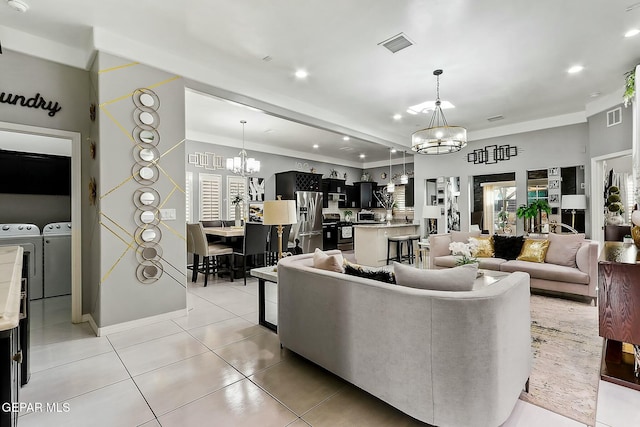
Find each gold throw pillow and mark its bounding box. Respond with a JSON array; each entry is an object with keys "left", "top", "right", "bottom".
[
  {"left": 517, "top": 239, "right": 550, "bottom": 263},
  {"left": 470, "top": 236, "right": 494, "bottom": 258}
]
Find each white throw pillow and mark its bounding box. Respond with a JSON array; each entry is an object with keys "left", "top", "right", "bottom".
[
  {"left": 545, "top": 233, "right": 585, "bottom": 267},
  {"left": 393, "top": 262, "right": 478, "bottom": 291},
  {"left": 312, "top": 248, "right": 345, "bottom": 273}
]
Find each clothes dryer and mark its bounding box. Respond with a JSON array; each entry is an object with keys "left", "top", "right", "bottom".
[
  {"left": 0, "top": 224, "right": 42, "bottom": 300},
  {"left": 43, "top": 222, "right": 72, "bottom": 298}
]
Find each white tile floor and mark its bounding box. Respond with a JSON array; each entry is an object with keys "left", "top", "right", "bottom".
[{"left": 16, "top": 276, "right": 640, "bottom": 426}]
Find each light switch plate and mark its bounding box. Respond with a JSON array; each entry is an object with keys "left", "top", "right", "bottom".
[{"left": 160, "top": 208, "right": 176, "bottom": 221}]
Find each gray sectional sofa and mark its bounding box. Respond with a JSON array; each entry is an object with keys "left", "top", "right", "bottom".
[
  {"left": 278, "top": 250, "right": 532, "bottom": 427},
  {"left": 428, "top": 232, "right": 599, "bottom": 304}
]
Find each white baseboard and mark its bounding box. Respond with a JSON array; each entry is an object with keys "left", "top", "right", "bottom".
[{"left": 80, "top": 309, "right": 188, "bottom": 337}]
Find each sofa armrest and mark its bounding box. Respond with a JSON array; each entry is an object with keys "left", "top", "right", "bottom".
[{"left": 575, "top": 240, "right": 598, "bottom": 298}]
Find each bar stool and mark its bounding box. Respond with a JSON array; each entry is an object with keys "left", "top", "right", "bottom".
[
  {"left": 407, "top": 234, "right": 421, "bottom": 265},
  {"left": 387, "top": 235, "right": 410, "bottom": 265}
]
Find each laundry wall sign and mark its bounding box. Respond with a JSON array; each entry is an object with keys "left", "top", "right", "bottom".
[{"left": 0, "top": 90, "right": 62, "bottom": 117}]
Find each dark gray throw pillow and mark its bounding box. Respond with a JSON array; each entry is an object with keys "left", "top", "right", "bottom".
[{"left": 343, "top": 260, "right": 395, "bottom": 284}]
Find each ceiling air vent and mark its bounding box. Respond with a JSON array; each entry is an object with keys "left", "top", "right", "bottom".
[
  {"left": 487, "top": 115, "right": 504, "bottom": 122},
  {"left": 607, "top": 107, "right": 622, "bottom": 127},
  {"left": 378, "top": 33, "right": 414, "bottom": 53}
]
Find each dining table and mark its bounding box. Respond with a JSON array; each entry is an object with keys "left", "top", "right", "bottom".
[{"left": 203, "top": 226, "right": 245, "bottom": 238}]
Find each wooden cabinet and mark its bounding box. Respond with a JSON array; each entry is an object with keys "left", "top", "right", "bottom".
[
  {"left": 405, "top": 178, "right": 414, "bottom": 207},
  {"left": 321, "top": 178, "right": 346, "bottom": 208},
  {"left": 340, "top": 185, "right": 358, "bottom": 209},
  {"left": 354, "top": 182, "right": 377, "bottom": 209},
  {"left": 598, "top": 242, "right": 640, "bottom": 390},
  {"left": 275, "top": 171, "right": 323, "bottom": 200}
]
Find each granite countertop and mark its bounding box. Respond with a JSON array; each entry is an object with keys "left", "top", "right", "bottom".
[
  {"left": 0, "top": 246, "right": 23, "bottom": 331},
  {"left": 353, "top": 223, "right": 420, "bottom": 228}
]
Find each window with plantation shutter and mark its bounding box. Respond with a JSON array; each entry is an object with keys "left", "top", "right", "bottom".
[
  {"left": 227, "top": 176, "right": 247, "bottom": 220},
  {"left": 393, "top": 185, "right": 414, "bottom": 218},
  {"left": 185, "top": 172, "right": 193, "bottom": 222},
  {"left": 199, "top": 173, "right": 222, "bottom": 221}
]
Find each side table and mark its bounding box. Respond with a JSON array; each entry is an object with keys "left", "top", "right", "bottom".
[
  {"left": 417, "top": 241, "right": 430, "bottom": 269},
  {"left": 250, "top": 266, "right": 278, "bottom": 332}
]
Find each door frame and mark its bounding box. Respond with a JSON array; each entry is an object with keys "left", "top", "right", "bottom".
[
  {"left": 590, "top": 149, "right": 632, "bottom": 246},
  {"left": 0, "top": 121, "right": 82, "bottom": 323}
]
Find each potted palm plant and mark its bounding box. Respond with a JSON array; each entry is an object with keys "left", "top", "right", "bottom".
[{"left": 517, "top": 200, "right": 551, "bottom": 233}]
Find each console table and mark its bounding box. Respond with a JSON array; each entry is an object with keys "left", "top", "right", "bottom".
[
  {"left": 250, "top": 266, "right": 278, "bottom": 332},
  {"left": 598, "top": 241, "right": 640, "bottom": 390}
]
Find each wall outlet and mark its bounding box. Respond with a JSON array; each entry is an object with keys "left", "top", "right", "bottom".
[{"left": 160, "top": 208, "right": 176, "bottom": 221}]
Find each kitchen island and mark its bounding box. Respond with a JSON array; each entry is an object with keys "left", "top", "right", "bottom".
[{"left": 353, "top": 223, "right": 419, "bottom": 267}]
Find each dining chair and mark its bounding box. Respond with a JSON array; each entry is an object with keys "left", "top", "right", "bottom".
[
  {"left": 233, "top": 223, "right": 270, "bottom": 285},
  {"left": 266, "top": 224, "right": 292, "bottom": 265},
  {"left": 186, "top": 223, "right": 234, "bottom": 286},
  {"left": 201, "top": 220, "right": 224, "bottom": 244}
]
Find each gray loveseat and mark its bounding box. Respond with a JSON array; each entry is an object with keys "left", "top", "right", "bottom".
[
  {"left": 278, "top": 251, "right": 532, "bottom": 427},
  {"left": 428, "top": 232, "right": 598, "bottom": 304}
]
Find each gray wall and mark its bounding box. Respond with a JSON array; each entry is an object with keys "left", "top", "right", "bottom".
[
  {"left": 186, "top": 140, "right": 363, "bottom": 220},
  {"left": 588, "top": 103, "right": 633, "bottom": 159},
  {"left": 0, "top": 194, "right": 71, "bottom": 230},
  {"left": 96, "top": 52, "right": 186, "bottom": 327},
  {"left": 413, "top": 123, "right": 591, "bottom": 235}
]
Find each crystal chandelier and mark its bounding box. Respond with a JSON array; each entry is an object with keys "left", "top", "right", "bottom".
[
  {"left": 226, "top": 120, "right": 260, "bottom": 175},
  {"left": 411, "top": 69, "right": 467, "bottom": 155}
]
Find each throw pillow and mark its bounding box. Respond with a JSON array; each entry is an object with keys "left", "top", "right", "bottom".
[
  {"left": 492, "top": 235, "right": 525, "bottom": 260},
  {"left": 313, "top": 248, "right": 345, "bottom": 273},
  {"left": 517, "top": 239, "right": 550, "bottom": 263},
  {"left": 343, "top": 259, "right": 395, "bottom": 284},
  {"left": 470, "top": 236, "right": 494, "bottom": 257},
  {"left": 545, "top": 233, "right": 585, "bottom": 267},
  {"left": 393, "top": 262, "right": 478, "bottom": 291}
]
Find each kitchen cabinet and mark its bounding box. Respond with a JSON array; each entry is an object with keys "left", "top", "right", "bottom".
[
  {"left": 406, "top": 178, "right": 414, "bottom": 207},
  {"left": 340, "top": 185, "right": 358, "bottom": 208},
  {"left": 275, "top": 171, "right": 323, "bottom": 200},
  {"left": 323, "top": 178, "right": 346, "bottom": 193},
  {"left": 354, "top": 182, "right": 377, "bottom": 209}
]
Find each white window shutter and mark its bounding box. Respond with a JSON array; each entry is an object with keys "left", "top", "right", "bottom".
[
  {"left": 185, "top": 172, "right": 193, "bottom": 222},
  {"left": 227, "top": 176, "right": 247, "bottom": 219},
  {"left": 199, "top": 173, "right": 222, "bottom": 221}
]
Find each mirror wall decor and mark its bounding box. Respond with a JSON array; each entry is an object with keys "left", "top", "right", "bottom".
[
  {"left": 132, "top": 88, "right": 163, "bottom": 283},
  {"left": 425, "top": 176, "right": 460, "bottom": 234},
  {"left": 472, "top": 172, "right": 517, "bottom": 235}
]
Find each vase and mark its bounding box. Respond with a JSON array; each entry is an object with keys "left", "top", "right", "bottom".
[
  {"left": 632, "top": 225, "right": 640, "bottom": 249},
  {"left": 235, "top": 204, "right": 242, "bottom": 227},
  {"left": 386, "top": 210, "right": 393, "bottom": 225}
]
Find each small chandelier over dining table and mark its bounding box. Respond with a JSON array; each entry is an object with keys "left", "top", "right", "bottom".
[
  {"left": 411, "top": 69, "right": 467, "bottom": 155},
  {"left": 226, "top": 120, "right": 261, "bottom": 175}
]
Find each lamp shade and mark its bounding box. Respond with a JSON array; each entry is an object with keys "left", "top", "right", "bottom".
[
  {"left": 423, "top": 205, "right": 441, "bottom": 219},
  {"left": 561, "top": 195, "right": 587, "bottom": 210},
  {"left": 263, "top": 199, "right": 297, "bottom": 225}
]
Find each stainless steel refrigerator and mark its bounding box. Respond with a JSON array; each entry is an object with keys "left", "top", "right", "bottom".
[{"left": 292, "top": 191, "right": 323, "bottom": 253}]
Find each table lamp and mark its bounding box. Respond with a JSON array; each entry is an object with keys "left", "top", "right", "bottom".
[
  {"left": 561, "top": 195, "right": 587, "bottom": 230},
  {"left": 423, "top": 205, "right": 441, "bottom": 237},
  {"left": 263, "top": 195, "right": 298, "bottom": 261}
]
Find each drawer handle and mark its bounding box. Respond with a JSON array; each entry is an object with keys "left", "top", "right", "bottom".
[
  {"left": 13, "top": 351, "right": 22, "bottom": 363},
  {"left": 19, "top": 291, "right": 27, "bottom": 320}
]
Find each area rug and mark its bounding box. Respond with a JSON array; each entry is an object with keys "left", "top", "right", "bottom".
[{"left": 519, "top": 294, "right": 602, "bottom": 426}]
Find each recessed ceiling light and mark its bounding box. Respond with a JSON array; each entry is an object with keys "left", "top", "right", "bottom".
[
  {"left": 359, "top": 154, "right": 365, "bottom": 159},
  {"left": 7, "top": 0, "right": 28, "bottom": 12},
  {"left": 567, "top": 65, "right": 584, "bottom": 74},
  {"left": 343, "top": 136, "right": 350, "bottom": 141},
  {"left": 294, "top": 69, "right": 308, "bottom": 79},
  {"left": 625, "top": 28, "right": 640, "bottom": 38},
  {"left": 312, "top": 144, "right": 319, "bottom": 149},
  {"left": 393, "top": 114, "right": 402, "bottom": 120}
]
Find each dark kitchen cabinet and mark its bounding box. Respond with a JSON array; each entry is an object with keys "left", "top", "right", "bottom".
[
  {"left": 323, "top": 178, "right": 346, "bottom": 193},
  {"left": 340, "top": 185, "right": 358, "bottom": 208},
  {"left": 275, "top": 171, "right": 323, "bottom": 200},
  {"left": 406, "top": 178, "right": 414, "bottom": 207},
  {"left": 354, "top": 181, "right": 377, "bottom": 209}
]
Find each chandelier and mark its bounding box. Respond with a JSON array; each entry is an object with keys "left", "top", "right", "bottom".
[
  {"left": 386, "top": 149, "right": 395, "bottom": 193},
  {"left": 226, "top": 120, "right": 260, "bottom": 175},
  {"left": 411, "top": 69, "right": 467, "bottom": 155},
  {"left": 400, "top": 150, "right": 408, "bottom": 184}
]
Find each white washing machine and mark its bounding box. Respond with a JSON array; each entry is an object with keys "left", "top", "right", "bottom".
[
  {"left": 0, "top": 224, "right": 43, "bottom": 300},
  {"left": 43, "top": 222, "right": 72, "bottom": 298}
]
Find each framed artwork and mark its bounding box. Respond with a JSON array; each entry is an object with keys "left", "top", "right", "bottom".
[
  {"left": 548, "top": 167, "right": 559, "bottom": 176},
  {"left": 248, "top": 177, "right": 265, "bottom": 201},
  {"left": 548, "top": 179, "right": 560, "bottom": 189},
  {"left": 188, "top": 154, "right": 198, "bottom": 164},
  {"left": 548, "top": 194, "right": 559, "bottom": 204},
  {"left": 249, "top": 203, "right": 264, "bottom": 223}
]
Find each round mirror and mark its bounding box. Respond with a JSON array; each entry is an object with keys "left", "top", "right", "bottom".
[
  {"left": 139, "top": 111, "right": 154, "bottom": 125},
  {"left": 140, "top": 130, "right": 155, "bottom": 143},
  {"left": 141, "top": 211, "right": 155, "bottom": 224},
  {"left": 141, "top": 229, "right": 157, "bottom": 242},
  {"left": 142, "top": 247, "right": 158, "bottom": 260},
  {"left": 140, "top": 148, "right": 155, "bottom": 161},
  {"left": 143, "top": 265, "right": 158, "bottom": 278},
  {"left": 139, "top": 167, "right": 154, "bottom": 180},
  {"left": 140, "top": 93, "right": 155, "bottom": 107},
  {"left": 140, "top": 192, "right": 155, "bottom": 205}
]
